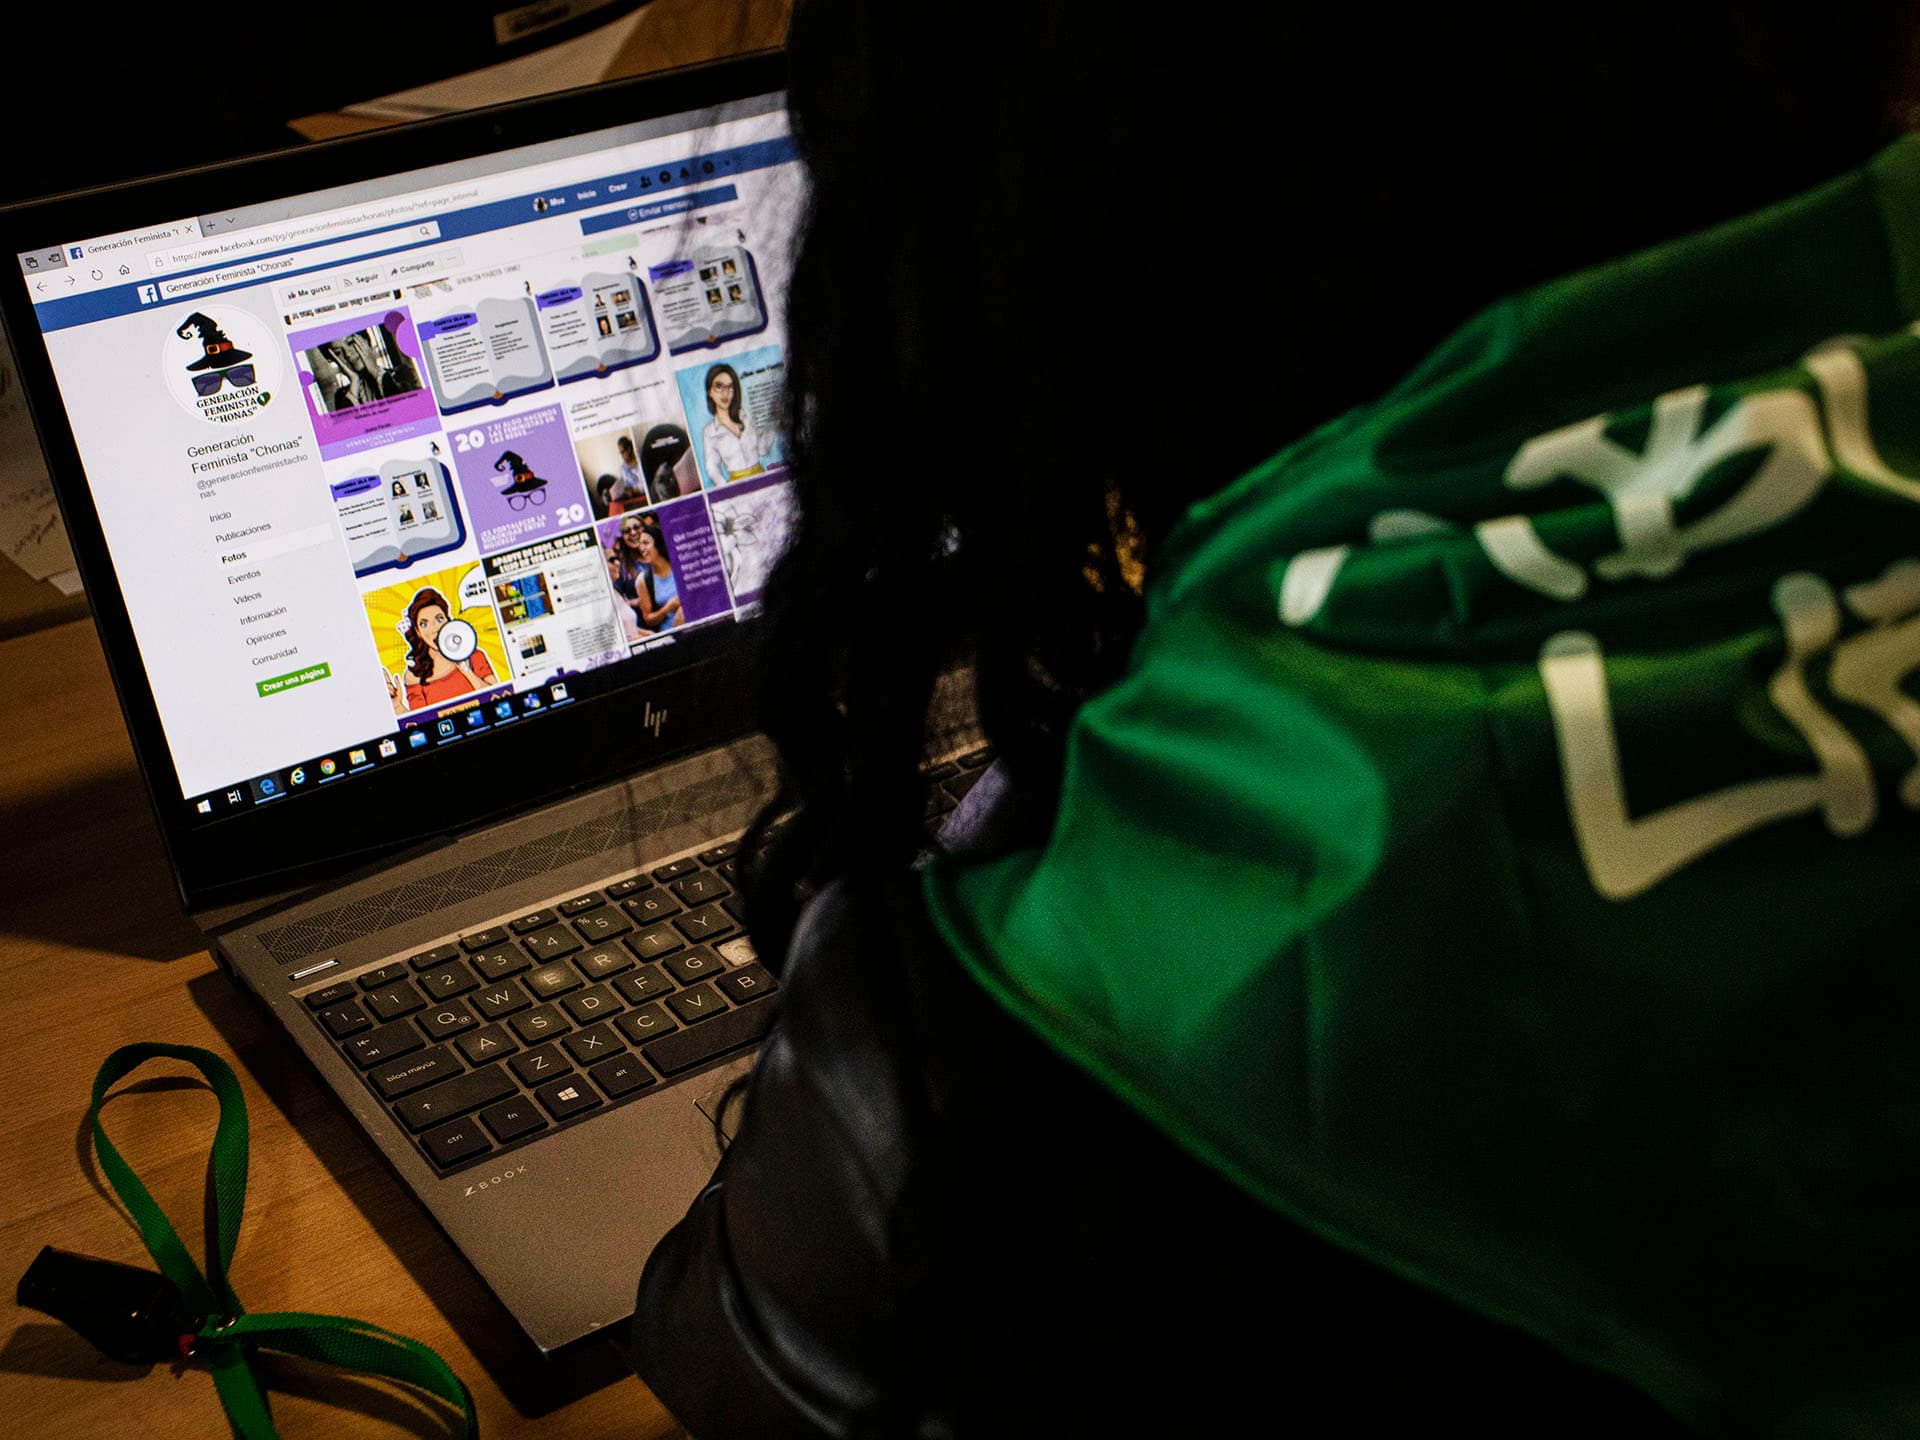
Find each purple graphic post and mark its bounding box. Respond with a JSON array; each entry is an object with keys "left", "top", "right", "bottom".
[
  {"left": 448, "top": 402, "right": 592, "bottom": 555},
  {"left": 289, "top": 310, "right": 438, "bottom": 459}
]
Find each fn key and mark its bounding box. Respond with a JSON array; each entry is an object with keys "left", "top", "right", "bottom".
[{"left": 420, "top": 1116, "right": 491, "bottom": 1168}]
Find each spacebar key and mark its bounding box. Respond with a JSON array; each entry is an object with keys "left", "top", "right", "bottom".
[{"left": 642, "top": 1001, "right": 776, "bottom": 1076}]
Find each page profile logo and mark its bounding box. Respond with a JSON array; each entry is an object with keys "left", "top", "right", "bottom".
[{"left": 161, "top": 305, "right": 278, "bottom": 424}]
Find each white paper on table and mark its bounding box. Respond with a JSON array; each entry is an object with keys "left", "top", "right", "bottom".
[{"left": 0, "top": 331, "right": 74, "bottom": 584}]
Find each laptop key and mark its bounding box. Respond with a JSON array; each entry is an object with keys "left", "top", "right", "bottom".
[
  {"left": 605, "top": 876, "right": 654, "bottom": 900},
  {"left": 303, "top": 981, "right": 357, "bottom": 1009},
  {"left": 562, "top": 984, "right": 621, "bottom": 1025},
  {"left": 572, "top": 909, "right": 632, "bottom": 944},
  {"left": 469, "top": 947, "right": 530, "bottom": 981},
  {"left": 563, "top": 1022, "right": 620, "bottom": 1066},
  {"left": 525, "top": 960, "right": 583, "bottom": 999},
  {"left": 663, "top": 946, "right": 724, "bottom": 986},
  {"left": 479, "top": 1096, "right": 548, "bottom": 1143},
  {"left": 624, "top": 891, "right": 683, "bottom": 923},
  {"left": 417, "top": 962, "right": 477, "bottom": 1000},
  {"left": 420, "top": 1117, "right": 491, "bottom": 1168},
  {"left": 511, "top": 1044, "right": 570, "bottom": 1085},
  {"left": 417, "top": 1001, "right": 479, "bottom": 1041},
  {"left": 650, "top": 858, "right": 700, "bottom": 882},
  {"left": 697, "top": 842, "right": 739, "bottom": 865},
  {"left": 459, "top": 928, "right": 509, "bottom": 952},
  {"left": 666, "top": 983, "right": 728, "bottom": 1026},
  {"left": 511, "top": 909, "right": 559, "bottom": 934},
  {"left": 410, "top": 944, "right": 462, "bottom": 970},
  {"left": 521, "top": 925, "right": 582, "bottom": 962},
  {"left": 716, "top": 965, "right": 780, "bottom": 1006},
  {"left": 511, "top": 1004, "right": 570, "bottom": 1045},
  {"left": 670, "top": 873, "right": 731, "bottom": 906},
  {"left": 642, "top": 999, "right": 776, "bottom": 1076},
  {"left": 370, "top": 1044, "right": 462, "bottom": 1099},
  {"left": 316, "top": 1002, "right": 371, "bottom": 1039},
  {"left": 393, "top": 1064, "right": 516, "bottom": 1133},
  {"left": 574, "top": 945, "right": 634, "bottom": 982},
  {"left": 471, "top": 978, "right": 533, "bottom": 1020},
  {"left": 358, "top": 963, "right": 409, "bottom": 990},
  {"left": 533, "top": 1074, "right": 602, "bottom": 1121},
  {"left": 364, "top": 981, "right": 425, "bottom": 1021},
  {"left": 626, "top": 922, "right": 685, "bottom": 961},
  {"left": 673, "top": 904, "right": 737, "bottom": 944},
  {"left": 615, "top": 1001, "right": 678, "bottom": 1043},
  {"left": 559, "top": 893, "right": 605, "bottom": 917},
  {"left": 613, "top": 966, "right": 675, "bottom": 1004},
  {"left": 346, "top": 1021, "right": 425, "bottom": 1069},
  {"left": 457, "top": 1024, "right": 518, "bottom": 1065},
  {"left": 589, "top": 1053, "right": 656, "bottom": 1098}
]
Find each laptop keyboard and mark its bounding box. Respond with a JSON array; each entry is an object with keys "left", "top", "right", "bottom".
[{"left": 297, "top": 745, "right": 991, "bottom": 1175}]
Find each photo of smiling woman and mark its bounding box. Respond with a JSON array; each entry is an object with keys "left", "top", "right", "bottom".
[
  {"left": 608, "top": 514, "right": 682, "bottom": 633},
  {"left": 384, "top": 584, "right": 499, "bottom": 714}
]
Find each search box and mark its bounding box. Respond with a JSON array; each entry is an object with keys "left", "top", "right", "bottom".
[{"left": 158, "top": 224, "right": 440, "bottom": 299}]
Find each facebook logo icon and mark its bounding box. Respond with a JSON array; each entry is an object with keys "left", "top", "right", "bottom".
[
  {"left": 67, "top": 246, "right": 82, "bottom": 260},
  {"left": 137, "top": 284, "right": 157, "bottom": 305}
]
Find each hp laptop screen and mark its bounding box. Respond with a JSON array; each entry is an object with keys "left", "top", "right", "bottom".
[{"left": 13, "top": 82, "right": 798, "bottom": 840}]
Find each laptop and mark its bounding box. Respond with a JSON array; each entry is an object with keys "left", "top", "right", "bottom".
[{"left": 0, "top": 52, "right": 983, "bottom": 1357}]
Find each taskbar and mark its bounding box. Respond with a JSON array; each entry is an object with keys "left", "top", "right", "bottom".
[{"left": 180, "top": 613, "right": 744, "bottom": 827}]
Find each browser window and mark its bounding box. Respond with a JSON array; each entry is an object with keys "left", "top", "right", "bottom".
[{"left": 20, "top": 93, "right": 801, "bottom": 819}]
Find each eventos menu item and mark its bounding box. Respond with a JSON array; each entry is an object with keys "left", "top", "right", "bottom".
[
  {"left": 418, "top": 292, "right": 555, "bottom": 413},
  {"left": 327, "top": 441, "right": 465, "bottom": 577},
  {"left": 651, "top": 244, "right": 767, "bottom": 353},
  {"left": 536, "top": 261, "right": 661, "bottom": 383}
]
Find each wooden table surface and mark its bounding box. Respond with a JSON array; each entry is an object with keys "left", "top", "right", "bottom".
[
  {"left": 0, "top": 617, "right": 688, "bottom": 1436},
  {"left": 0, "top": 5, "right": 793, "bottom": 1432}
]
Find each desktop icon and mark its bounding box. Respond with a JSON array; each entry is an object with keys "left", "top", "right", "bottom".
[
  {"left": 378, "top": 739, "right": 397, "bottom": 759},
  {"left": 467, "top": 709, "right": 486, "bottom": 728},
  {"left": 437, "top": 718, "right": 456, "bottom": 738},
  {"left": 408, "top": 730, "right": 429, "bottom": 750},
  {"left": 349, "top": 748, "right": 367, "bottom": 766},
  {"left": 495, "top": 700, "right": 514, "bottom": 719},
  {"left": 226, "top": 789, "right": 243, "bottom": 805},
  {"left": 319, "top": 757, "right": 338, "bottom": 777},
  {"left": 524, "top": 693, "right": 544, "bottom": 711},
  {"left": 290, "top": 766, "right": 308, "bottom": 786},
  {"left": 252, "top": 775, "right": 280, "bottom": 800},
  {"left": 195, "top": 798, "right": 212, "bottom": 814},
  {"left": 551, "top": 683, "right": 569, "bottom": 701}
]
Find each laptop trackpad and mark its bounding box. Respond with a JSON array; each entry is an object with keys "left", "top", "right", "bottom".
[{"left": 693, "top": 1055, "right": 757, "bottom": 1143}]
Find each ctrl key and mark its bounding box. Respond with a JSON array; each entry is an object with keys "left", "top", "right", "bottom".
[{"left": 421, "top": 1117, "right": 492, "bottom": 1168}]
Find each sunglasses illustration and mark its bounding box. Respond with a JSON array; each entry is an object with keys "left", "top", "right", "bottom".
[{"left": 191, "top": 364, "right": 256, "bottom": 396}]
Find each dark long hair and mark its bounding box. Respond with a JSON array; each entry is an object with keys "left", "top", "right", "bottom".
[
  {"left": 404, "top": 586, "right": 450, "bottom": 684},
  {"left": 704, "top": 363, "right": 744, "bottom": 425},
  {"left": 743, "top": 1, "right": 1920, "bottom": 967}
]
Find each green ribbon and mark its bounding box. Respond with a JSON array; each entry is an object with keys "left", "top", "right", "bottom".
[{"left": 87, "top": 1042, "right": 479, "bottom": 1438}]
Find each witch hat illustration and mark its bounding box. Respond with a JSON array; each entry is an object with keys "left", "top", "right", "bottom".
[
  {"left": 493, "top": 449, "right": 547, "bottom": 495},
  {"left": 177, "top": 312, "right": 253, "bottom": 372}
]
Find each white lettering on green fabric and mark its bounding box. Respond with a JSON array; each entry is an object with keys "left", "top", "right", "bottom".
[
  {"left": 1503, "top": 384, "right": 1828, "bottom": 593},
  {"left": 1541, "top": 560, "right": 1920, "bottom": 899}
]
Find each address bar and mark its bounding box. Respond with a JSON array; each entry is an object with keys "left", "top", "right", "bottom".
[
  {"left": 151, "top": 188, "right": 481, "bottom": 272},
  {"left": 156, "top": 223, "right": 441, "bottom": 299}
]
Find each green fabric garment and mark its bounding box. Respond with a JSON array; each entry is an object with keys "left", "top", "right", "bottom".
[{"left": 925, "top": 138, "right": 1920, "bottom": 1434}]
